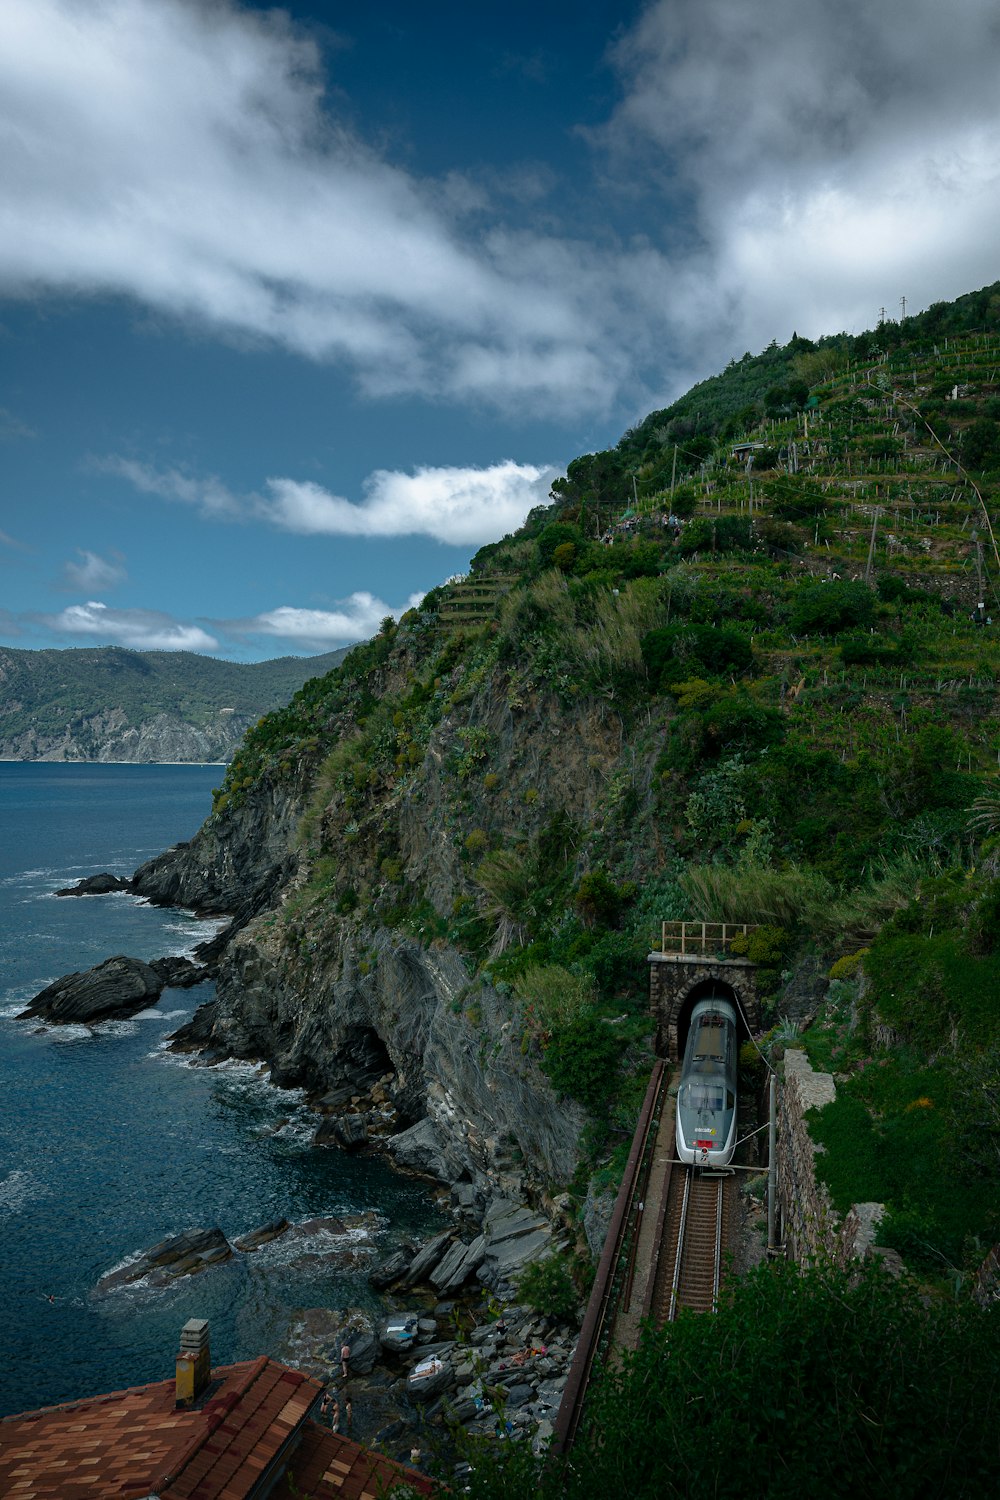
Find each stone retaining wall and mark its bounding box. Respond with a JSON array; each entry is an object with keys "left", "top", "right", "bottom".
[{"left": 778, "top": 1049, "right": 885, "bottom": 1267}]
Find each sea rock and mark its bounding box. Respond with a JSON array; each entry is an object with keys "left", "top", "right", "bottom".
[
  {"left": 379, "top": 1312, "right": 422, "bottom": 1353},
  {"left": 130, "top": 770, "right": 303, "bottom": 918},
  {"left": 150, "top": 955, "right": 208, "bottom": 989},
  {"left": 406, "top": 1354, "right": 453, "bottom": 1401},
  {"left": 386, "top": 1117, "right": 452, "bottom": 1180},
  {"left": 97, "top": 1226, "right": 233, "bottom": 1291},
  {"left": 315, "top": 1085, "right": 358, "bottom": 1112},
  {"left": 504, "top": 1383, "right": 535, "bottom": 1409},
  {"left": 288, "top": 1215, "right": 350, "bottom": 1238},
  {"left": 430, "top": 1234, "right": 486, "bottom": 1294},
  {"left": 332, "top": 1115, "right": 370, "bottom": 1151},
  {"left": 55, "top": 872, "right": 132, "bottom": 897},
  {"left": 369, "top": 1247, "right": 414, "bottom": 1289},
  {"left": 478, "top": 1200, "right": 552, "bottom": 1288},
  {"left": 166, "top": 1000, "right": 221, "bottom": 1054},
  {"left": 21, "top": 955, "right": 165, "bottom": 1024},
  {"left": 340, "top": 1326, "right": 379, "bottom": 1375},
  {"left": 451, "top": 1182, "right": 484, "bottom": 1218},
  {"left": 233, "top": 1218, "right": 290, "bottom": 1251},
  {"left": 312, "top": 1115, "right": 341, "bottom": 1146},
  {"left": 403, "top": 1229, "right": 454, "bottom": 1286}
]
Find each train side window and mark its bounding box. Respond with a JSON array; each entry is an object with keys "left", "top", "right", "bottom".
[{"left": 726, "top": 1090, "right": 735, "bottom": 1109}]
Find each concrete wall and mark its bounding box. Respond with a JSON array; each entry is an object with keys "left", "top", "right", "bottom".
[{"left": 778, "top": 1049, "right": 886, "bottom": 1267}]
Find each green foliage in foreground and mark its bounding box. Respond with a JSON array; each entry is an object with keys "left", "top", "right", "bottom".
[{"left": 446, "top": 1260, "right": 1000, "bottom": 1499}]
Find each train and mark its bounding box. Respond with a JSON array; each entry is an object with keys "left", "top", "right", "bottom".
[{"left": 675, "top": 995, "right": 738, "bottom": 1167}]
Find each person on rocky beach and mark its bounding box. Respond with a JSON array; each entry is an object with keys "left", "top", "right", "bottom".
[{"left": 340, "top": 1340, "right": 351, "bottom": 1379}]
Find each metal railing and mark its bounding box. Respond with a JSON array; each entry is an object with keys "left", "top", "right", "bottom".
[
  {"left": 656, "top": 920, "right": 759, "bottom": 956},
  {"left": 551, "top": 1061, "right": 666, "bottom": 1457}
]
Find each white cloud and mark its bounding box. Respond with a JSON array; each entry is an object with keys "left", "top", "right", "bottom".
[
  {"left": 104, "top": 455, "right": 559, "bottom": 547},
  {"left": 43, "top": 600, "right": 218, "bottom": 652},
  {"left": 61, "top": 549, "right": 126, "bottom": 591},
  {"left": 0, "top": 0, "right": 664, "bottom": 416},
  {"left": 4, "top": 0, "right": 1000, "bottom": 425},
  {"left": 97, "top": 458, "right": 245, "bottom": 519},
  {"left": 601, "top": 0, "right": 1000, "bottom": 379},
  {"left": 264, "top": 462, "right": 558, "bottom": 546},
  {"left": 233, "top": 591, "right": 426, "bottom": 651}
]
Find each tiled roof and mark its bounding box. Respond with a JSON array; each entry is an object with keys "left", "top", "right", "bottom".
[
  {"left": 270, "top": 1421, "right": 435, "bottom": 1500},
  {"left": 0, "top": 1357, "right": 323, "bottom": 1500}
]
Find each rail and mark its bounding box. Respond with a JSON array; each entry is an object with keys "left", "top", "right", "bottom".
[
  {"left": 657, "top": 920, "right": 759, "bottom": 956},
  {"left": 656, "top": 1168, "right": 731, "bottom": 1324},
  {"left": 667, "top": 1169, "right": 692, "bottom": 1322},
  {"left": 550, "top": 1060, "right": 667, "bottom": 1457}
]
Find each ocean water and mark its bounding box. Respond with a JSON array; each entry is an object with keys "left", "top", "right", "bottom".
[{"left": 0, "top": 763, "right": 442, "bottom": 1417}]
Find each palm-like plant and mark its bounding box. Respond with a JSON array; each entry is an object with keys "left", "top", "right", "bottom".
[{"left": 968, "top": 792, "right": 1000, "bottom": 838}]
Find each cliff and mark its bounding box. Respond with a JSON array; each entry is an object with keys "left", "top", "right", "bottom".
[
  {"left": 128, "top": 313, "right": 1000, "bottom": 1272},
  {"left": 0, "top": 644, "right": 348, "bottom": 762}
]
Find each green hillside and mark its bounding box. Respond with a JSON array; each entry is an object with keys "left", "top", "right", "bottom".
[
  {"left": 218, "top": 285, "right": 1000, "bottom": 1280},
  {"left": 0, "top": 644, "right": 349, "bottom": 757}
]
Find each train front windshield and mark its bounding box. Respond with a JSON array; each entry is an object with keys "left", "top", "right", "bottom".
[{"left": 679, "top": 1081, "right": 727, "bottom": 1114}]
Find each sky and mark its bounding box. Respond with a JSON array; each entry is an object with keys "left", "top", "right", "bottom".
[{"left": 3, "top": 0, "right": 1000, "bottom": 661}]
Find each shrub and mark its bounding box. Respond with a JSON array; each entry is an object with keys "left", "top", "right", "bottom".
[
  {"left": 676, "top": 515, "right": 754, "bottom": 556},
  {"left": 839, "top": 631, "right": 896, "bottom": 665},
  {"left": 541, "top": 1010, "right": 626, "bottom": 1112},
  {"left": 517, "top": 1256, "right": 578, "bottom": 1321},
  {"left": 538, "top": 521, "right": 583, "bottom": 569},
  {"left": 789, "top": 580, "right": 875, "bottom": 635},
  {"left": 457, "top": 1259, "right": 1000, "bottom": 1499},
  {"left": 574, "top": 869, "right": 631, "bottom": 927},
  {"left": 701, "top": 692, "right": 784, "bottom": 757},
  {"left": 828, "top": 949, "right": 868, "bottom": 981},
  {"left": 641, "top": 623, "right": 754, "bottom": 688},
  {"left": 680, "top": 862, "right": 832, "bottom": 928},
  {"left": 514, "top": 964, "right": 596, "bottom": 1031}
]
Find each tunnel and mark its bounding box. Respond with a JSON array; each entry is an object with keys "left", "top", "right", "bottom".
[
  {"left": 674, "top": 977, "right": 750, "bottom": 1061},
  {"left": 648, "top": 953, "right": 761, "bottom": 1062}
]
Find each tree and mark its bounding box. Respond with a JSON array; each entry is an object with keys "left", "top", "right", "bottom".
[{"left": 453, "top": 1259, "right": 1000, "bottom": 1499}]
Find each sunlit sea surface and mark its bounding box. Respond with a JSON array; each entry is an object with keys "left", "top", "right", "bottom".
[{"left": 0, "top": 763, "right": 441, "bottom": 1416}]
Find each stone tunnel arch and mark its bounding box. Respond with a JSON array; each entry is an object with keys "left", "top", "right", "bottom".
[{"left": 648, "top": 954, "right": 761, "bottom": 1062}]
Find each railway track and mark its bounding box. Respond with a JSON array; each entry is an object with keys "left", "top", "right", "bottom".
[{"left": 652, "top": 1167, "right": 734, "bottom": 1322}]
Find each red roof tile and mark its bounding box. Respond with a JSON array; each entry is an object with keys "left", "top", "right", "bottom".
[
  {"left": 0, "top": 1358, "right": 326, "bottom": 1500},
  {"left": 269, "top": 1421, "right": 435, "bottom": 1500}
]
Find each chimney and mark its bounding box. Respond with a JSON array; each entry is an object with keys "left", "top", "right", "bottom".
[{"left": 175, "top": 1319, "right": 211, "bottom": 1407}]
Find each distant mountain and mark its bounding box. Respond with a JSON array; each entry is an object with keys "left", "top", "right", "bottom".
[{"left": 0, "top": 645, "right": 350, "bottom": 763}]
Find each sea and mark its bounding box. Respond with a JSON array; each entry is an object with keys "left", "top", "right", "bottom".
[{"left": 0, "top": 762, "right": 442, "bottom": 1418}]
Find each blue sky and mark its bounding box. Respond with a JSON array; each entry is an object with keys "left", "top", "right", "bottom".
[{"left": 3, "top": 0, "right": 1000, "bottom": 661}]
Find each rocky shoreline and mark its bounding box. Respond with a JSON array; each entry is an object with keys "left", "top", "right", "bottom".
[
  {"left": 37, "top": 860, "right": 587, "bottom": 1475},
  {"left": 93, "top": 1204, "right": 579, "bottom": 1471}
]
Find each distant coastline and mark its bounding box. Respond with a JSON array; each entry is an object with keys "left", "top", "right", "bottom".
[{"left": 0, "top": 758, "right": 227, "bottom": 766}]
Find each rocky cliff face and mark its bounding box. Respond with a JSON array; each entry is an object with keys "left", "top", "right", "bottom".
[
  {"left": 132, "top": 769, "right": 306, "bottom": 916},
  {"left": 193, "top": 918, "right": 584, "bottom": 1201},
  {"left": 0, "top": 708, "right": 253, "bottom": 763},
  {"left": 130, "top": 680, "right": 606, "bottom": 1201},
  {"left": 126, "top": 629, "right": 643, "bottom": 1210}
]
